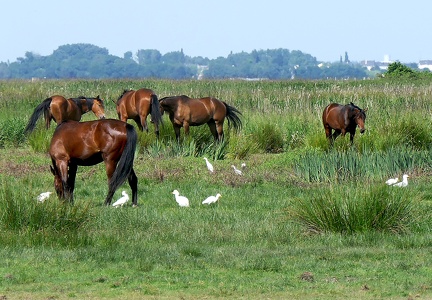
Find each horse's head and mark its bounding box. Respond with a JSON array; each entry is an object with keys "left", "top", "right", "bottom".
[
  {"left": 350, "top": 103, "right": 368, "bottom": 134},
  {"left": 92, "top": 95, "right": 106, "bottom": 119},
  {"left": 50, "top": 165, "right": 64, "bottom": 199}
]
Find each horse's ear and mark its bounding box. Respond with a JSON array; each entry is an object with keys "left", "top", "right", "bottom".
[{"left": 96, "top": 95, "right": 100, "bottom": 99}]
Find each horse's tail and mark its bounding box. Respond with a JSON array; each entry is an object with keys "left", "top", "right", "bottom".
[
  {"left": 223, "top": 102, "right": 243, "bottom": 132},
  {"left": 24, "top": 97, "right": 52, "bottom": 134},
  {"left": 150, "top": 93, "right": 163, "bottom": 127},
  {"left": 108, "top": 123, "right": 138, "bottom": 192}
]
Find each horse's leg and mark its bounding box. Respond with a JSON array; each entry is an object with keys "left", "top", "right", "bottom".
[
  {"left": 207, "top": 120, "right": 220, "bottom": 140},
  {"left": 153, "top": 118, "right": 160, "bottom": 138},
  {"left": 44, "top": 112, "right": 51, "bottom": 129},
  {"left": 139, "top": 113, "right": 149, "bottom": 133},
  {"left": 103, "top": 160, "right": 117, "bottom": 206},
  {"left": 57, "top": 160, "right": 71, "bottom": 201},
  {"left": 67, "top": 163, "right": 77, "bottom": 204},
  {"left": 349, "top": 131, "right": 356, "bottom": 144},
  {"left": 174, "top": 124, "right": 182, "bottom": 141},
  {"left": 324, "top": 124, "right": 333, "bottom": 145},
  {"left": 216, "top": 122, "right": 224, "bottom": 141},
  {"left": 183, "top": 122, "right": 190, "bottom": 136},
  {"left": 331, "top": 130, "right": 341, "bottom": 143},
  {"left": 128, "top": 168, "right": 138, "bottom": 206},
  {"left": 134, "top": 116, "right": 144, "bottom": 131}
]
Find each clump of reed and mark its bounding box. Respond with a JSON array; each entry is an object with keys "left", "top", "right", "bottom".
[
  {"left": 0, "top": 180, "right": 93, "bottom": 246},
  {"left": 289, "top": 185, "right": 414, "bottom": 234}
]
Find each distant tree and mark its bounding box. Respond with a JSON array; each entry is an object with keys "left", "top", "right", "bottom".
[
  {"left": 344, "top": 51, "right": 350, "bottom": 63},
  {"left": 162, "top": 50, "right": 185, "bottom": 64},
  {"left": 0, "top": 43, "right": 377, "bottom": 80},
  {"left": 136, "top": 49, "right": 161, "bottom": 65},
  {"left": 123, "top": 51, "right": 133, "bottom": 60},
  {"left": 322, "top": 63, "right": 366, "bottom": 79},
  {"left": 384, "top": 62, "right": 416, "bottom": 78}
]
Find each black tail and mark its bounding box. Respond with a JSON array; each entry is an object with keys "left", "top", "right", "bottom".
[
  {"left": 224, "top": 102, "right": 242, "bottom": 132},
  {"left": 24, "top": 97, "right": 52, "bottom": 134},
  {"left": 108, "top": 123, "right": 138, "bottom": 193},
  {"left": 150, "top": 93, "right": 163, "bottom": 127}
]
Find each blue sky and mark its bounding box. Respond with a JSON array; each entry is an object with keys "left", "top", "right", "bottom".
[{"left": 1, "top": 0, "right": 430, "bottom": 63}]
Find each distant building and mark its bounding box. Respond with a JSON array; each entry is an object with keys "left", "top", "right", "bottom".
[
  {"left": 418, "top": 60, "right": 432, "bottom": 71},
  {"left": 360, "top": 60, "right": 376, "bottom": 71},
  {"left": 359, "top": 55, "right": 393, "bottom": 71}
]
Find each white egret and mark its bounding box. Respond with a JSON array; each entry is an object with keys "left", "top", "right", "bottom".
[
  {"left": 231, "top": 165, "right": 243, "bottom": 175},
  {"left": 172, "top": 189, "right": 190, "bottom": 207},
  {"left": 37, "top": 191, "right": 52, "bottom": 203},
  {"left": 203, "top": 157, "right": 214, "bottom": 173},
  {"left": 112, "top": 190, "right": 129, "bottom": 207},
  {"left": 393, "top": 174, "right": 409, "bottom": 187},
  {"left": 202, "top": 193, "right": 222, "bottom": 205},
  {"left": 385, "top": 177, "right": 398, "bottom": 185}
]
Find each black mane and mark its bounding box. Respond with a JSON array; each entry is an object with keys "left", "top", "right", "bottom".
[
  {"left": 117, "top": 90, "right": 132, "bottom": 101},
  {"left": 71, "top": 96, "right": 95, "bottom": 110},
  {"left": 348, "top": 102, "right": 363, "bottom": 111}
]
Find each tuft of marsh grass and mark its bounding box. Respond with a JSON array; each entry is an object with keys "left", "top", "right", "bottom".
[
  {"left": 290, "top": 185, "right": 414, "bottom": 234},
  {"left": 250, "top": 123, "right": 284, "bottom": 153},
  {"left": 0, "top": 117, "right": 27, "bottom": 148},
  {"left": 293, "top": 146, "right": 432, "bottom": 183},
  {"left": 0, "top": 180, "right": 93, "bottom": 246}
]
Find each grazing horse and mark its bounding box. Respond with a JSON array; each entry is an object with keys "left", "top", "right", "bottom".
[
  {"left": 159, "top": 95, "right": 242, "bottom": 141},
  {"left": 24, "top": 95, "right": 105, "bottom": 134},
  {"left": 115, "top": 88, "right": 162, "bottom": 137},
  {"left": 49, "top": 119, "right": 138, "bottom": 206},
  {"left": 322, "top": 102, "right": 368, "bottom": 145}
]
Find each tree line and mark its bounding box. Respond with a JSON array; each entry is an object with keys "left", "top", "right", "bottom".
[{"left": 0, "top": 43, "right": 372, "bottom": 80}]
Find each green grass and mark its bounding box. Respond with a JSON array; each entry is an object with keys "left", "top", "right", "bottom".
[{"left": 1, "top": 79, "right": 432, "bottom": 299}]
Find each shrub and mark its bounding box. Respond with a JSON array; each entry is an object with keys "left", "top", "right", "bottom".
[{"left": 384, "top": 62, "right": 416, "bottom": 79}]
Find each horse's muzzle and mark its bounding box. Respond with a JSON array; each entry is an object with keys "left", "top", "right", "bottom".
[
  {"left": 100, "top": 115, "right": 106, "bottom": 119},
  {"left": 360, "top": 128, "right": 366, "bottom": 134}
]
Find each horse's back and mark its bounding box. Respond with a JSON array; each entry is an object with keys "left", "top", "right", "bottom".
[
  {"left": 118, "top": 89, "right": 154, "bottom": 114},
  {"left": 322, "top": 103, "right": 343, "bottom": 124},
  {"left": 51, "top": 120, "right": 127, "bottom": 150},
  {"left": 49, "top": 95, "right": 82, "bottom": 122},
  {"left": 135, "top": 88, "right": 155, "bottom": 110},
  {"left": 135, "top": 88, "right": 155, "bottom": 98}
]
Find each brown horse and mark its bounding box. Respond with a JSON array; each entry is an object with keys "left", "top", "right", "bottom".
[
  {"left": 49, "top": 119, "right": 138, "bottom": 206},
  {"left": 24, "top": 95, "right": 105, "bottom": 134},
  {"left": 322, "top": 102, "right": 368, "bottom": 145},
  {"left": 159, "top": 95, "right": 242, "bottom": 141},
  {"left": 115, "top": 88, "right": 162, "bottom": 137}
]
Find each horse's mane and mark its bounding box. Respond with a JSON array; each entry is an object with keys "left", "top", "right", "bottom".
[
  {"left": 71, "top": 96, "right": 96, "bottom": 111},
  {"left": 117, "top": 90, "right": 132, "bottom": 101},
  {"left": 348, "top": 102, "right": 362, "bottom": 111}
]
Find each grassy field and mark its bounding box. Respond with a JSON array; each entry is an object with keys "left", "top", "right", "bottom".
[{"left": 1, "top": 79, "right": 432, "bottom": 299}]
